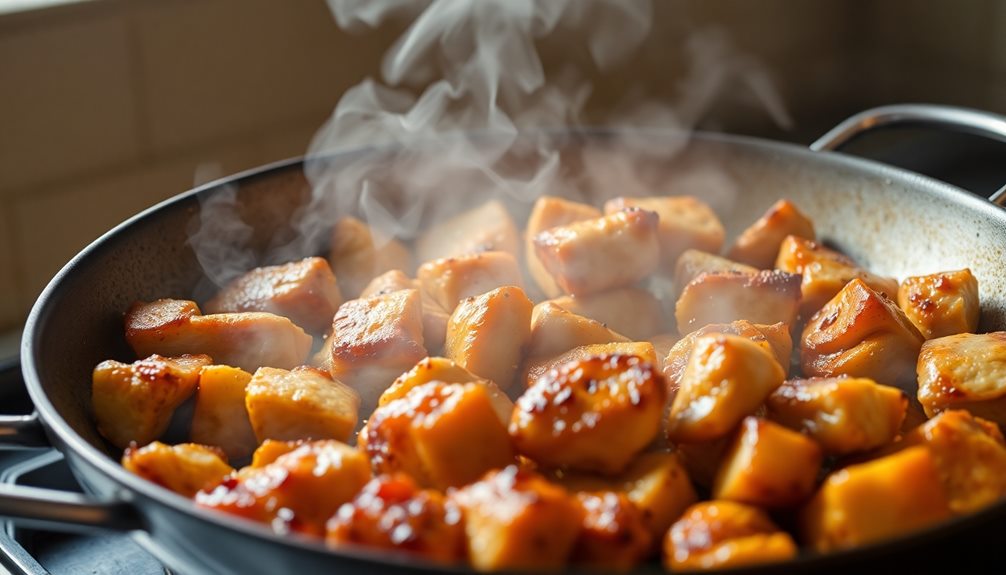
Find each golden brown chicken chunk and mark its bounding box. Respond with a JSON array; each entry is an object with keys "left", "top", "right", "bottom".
[
  {"left": 245, "top": 366, "right": 359, "bottom": 444},
  {"left": 204, "top": 257, "right": 342, "bottom": 334},
  {"left": 533, "top": 208, "right": 660, "bottom": 296},
  {"left": 664, "top": 501, "right": 797, "bottom": 571},
  {"left": 326, "top": 474, "right": 466, "bottom": 563},
  {"left": 415, "top": 199, "right": 520, "bottom": 263},
  {"left": 667, "top": 334, "right": 785, "bottom": 444},
  {"left": 445, "top": 286, "right": 533, "bottom": 392},
  {"left": 604, "top": 196, "right": 725, "bottom": 273},
  {"left": 662, "top": 320, "right": 791, "bottom": 392},
  {"left": 727, "top": 199, "right": 815, "bottom": 269},
  {"left": 93, "top": 354, "right": 211, "bottom": 449},
  {"left": 125, "top": 299, "right": 312, "bottom": 372},
  {"left": 898, "top": 269, "right": 980, "bottom": 339},
  {"left": 767, "top": 377, "right": 906, "bottom": 455},
  {"left": 525, "top": 196, "right": 602, "bottom": 298},
  {"left": 249, "top": 439, "right": 304, "bottom": 468},
  {"left": 526, "top": 301, "right": 628, "bottom": 361},
  {"left": 122, "top": 442, "right": 233, "bottom": 497},
  {"left": 196, "top": 440, "right": 370, "bottom": 536},
  {"left": 360, "top": 382, "right": 514, "bottom": 490},
  {"left": 917, "top": 332, "right": 1006, "bottom": 421},
  {"left": 672, "top": 249, "right": 757, "bottom": 298},
  {"left": 510, "top": 354, "right": 666, "bottom": 474},
  {"left": 358, "top": 271, "right": 451, "bottom": 355},
  {"left": 547, "top": 287, "right": 665, "bottom": 340},
  {"left": 190, "top": 365, "right": 258, "bottom": 461},
  {"left": 450, "top": 466, "right": 583, "bottom": 572},
  {"left": 571, "top": 492, "right": 652, "bottom": 571},
  {"left": 801, "top": 279, "right": 924, "bottom": 389},
  {"left": 522, "top": 341, "right": 657, "bottom": 391},
  {"left": 359, "top": 269, "right": 414, "bottom": 298},
  {"left": 801, "top": 447, "right": 950, "bottom": 552},
  {"left": 674, "top": 270, "right": 801, "bottom": 335},
  {"left": 329, "top": 216, "right": 413, "bottom": 299},
  {"left": 417, "top": 251, "right": 522, "bottom": 312},
  {"left": 713, "top": 417, "right": 822, "bottom": 508}
]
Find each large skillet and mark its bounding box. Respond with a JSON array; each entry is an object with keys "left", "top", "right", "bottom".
[{"left": 3, "top": 104, "right": 1006, "bottom": 574}]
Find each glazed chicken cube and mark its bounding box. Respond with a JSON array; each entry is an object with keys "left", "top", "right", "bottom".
[
  {"left": 417, "top": 251, "right": 522, "bottom": 312},
  {"left": 712, "top": 417, "right": 822, "bottom": 508},
  {"left": 604, "top": 196, "right": 725, "bottom": 273},
  {"left": 674, "top": 270, "right": 801, "bottom": 334},
  {"left": 522, "top": 341, "right": 657, "bottom": 391},
  {"left": 329, "top": 288, "right": 427, "bottom": 413},
  {"left": 727, "top": 199, "right": 815, "bottom": 269},
  {"left": 898, "top": 268, "right": 980, "bottom": 339},
  {"left": 92, "top": 354, "right": 211, "bottom": 449},
  {"left": 662, "top": 320, "right": 791, "bottom": 392},
  {"left": 378, "top": 356, "right": 513, "bottom": 425},
  {"left": 917, "top": 332, "right": 1006, "bottom": 421},
  {"left": 326, "top": 474, "right": 466, "bottom": 563},
  {"left": 249, "top": 439, "right": 304, "bottom": 468},
  {"left": 360, "top": 382, "right": 515, "bottom": 490},
  {"left": 767, "top": 377, "right": 907, "bottom": 455},
  {"left": 125, "top": 299, "right": 312, "bottom": 372},
  {"left": 533, "top": 208, "right": 660, "bottom": 296},
  {"left": 526, "top": 301, "right": 628, "bottom": 361},
  {"left": 672, "top": 249, "right": 757, "bottom": 298},
  {"left": 415, "top": 199, "right": 521, "bottom": 263},
  {"left": 204, "top": 257, "right": 343, "bottom": 334},
  {"left": 449, "top": 466, "right": 582, "bottom": 572},
  {"left": 800, "top": 447, "right": 950, "bottom": 552},
  {"left": 245, "top": 366, "right": 360, "bottom": 444},
  {"left": 525, "top": 196, "right": 602, "bottom": 298},
  {"left": 572, "top": 492, "right": 652, "bottom": 571},
  {"left": 510, "top": 354, "right": 666, "bottom": 474},
  {"left": 666, "top": 334, "right": 785, "bottom": 444},
  {"left": 329, "top": 216, "right": 413, "bottom": 298},
  {"left": 801, "top": 279, "right": 924, "bottom": 389},
  {"left": 196, "top": 440, "right": 370, "bottom": 536},
  {"left": 122, "top": 441, "right": 233, "bottom": 498},
  {"left": 775, "top": 235, "right": 899, "bottom": 318},
  {"left": 190, "top": 365, "right": 258, "bottom": 461},
  {"left": 445, "top": 286, "right": 533, "bottom": 392},
  {"left": 547, "top": 287, "right": 665, "bottom": 340},
  {"left": 664, "top": 501, "right": 797, "bottom": 571}
]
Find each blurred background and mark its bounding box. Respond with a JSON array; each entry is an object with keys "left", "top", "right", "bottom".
[{"left": 1, "top": 0, "right": 1004, "bottom": 355}]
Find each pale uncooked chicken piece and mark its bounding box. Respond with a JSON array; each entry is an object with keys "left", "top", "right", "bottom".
[
  {"left": 329, "top": 216, "right": 413, "bottom": 298},
  {"left": 524, "top": 196, "right": 602, "bottom": 299},
  {"left": 415, "top": 199, "right": 520, "bottom": 263}
]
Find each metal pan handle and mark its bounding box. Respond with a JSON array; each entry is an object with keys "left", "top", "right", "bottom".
[
  {"left": 811, "top": 103, "right": 1006, "bottom": 206},
  {"left": 0, "top": 413, "right": 49, "bottom": 448},
  {"left": 0, "top": 482, "right": 143, "bottom": 533}
]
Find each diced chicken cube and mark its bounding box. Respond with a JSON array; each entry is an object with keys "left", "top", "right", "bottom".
[
  {"left": 898, "top": 268, "right": 980, "bottom": 339},
  {"left": 525, "top": 196, "right": 602, "bottom": 298},
  {"left": 378, "top": 356, "right": 513, "bottom": 425},
  {"left": 359, "top": 269, "right": 414, "bottom": 298},
  {"left": 250, "top": 439, "right": 304, "bottom": 468},
  {"left": 92, "top": 354, "right": 211, "bottom": 449},
  {"left": 191, "top": 365, "right": 258, "bottom": 461},
  {"left": 664, "top": 501, "right": 797, "bottom": 571},
  {"left": 604, "top": 196, "right": 725, "bottom": 273},
  {"left": 917, "top": 331, "right": 1006, "bottom": 422},
  {"left": 329, "top": 216, "right": 413, "bottom": 298},
  {"left": 416, "top": 199, "right": 520, "bottom": 263},
  {"left": 358, "top": 271, "right": 451, "bottom": 355},
  {"left": 727, "top": 199, "right": 815, "bottom": 269},
  {"left": 572, "top": 492, "right": 652, "bottom": 571},
  {"left": 245, "top": 366, "right": 360, "bottom": 443},
  {"left": 125, "top": 299, "right": 312, "bottom": 372},
  {"left": 527, "top": 301, "right": 628, "bottom": 361},
  {"left": 417, "top": 251, "right": 522, "bottom": 312},
  {"left": 662, "top": 320, "right": 791, "bottom": 392},
  {"left": 533, "top": 209, "right": 660, "bottom": 296},
  {"left": 122, "top": 441, "right": 233, "bottom": 497},
  {"left": 672, "top": 249, "right": 757, "bottom": 298},
  {"left": 522, "top": 342, "right": 657, "bottom": 391},
  {"left": 547, "top": 287, "right": 665, "bottom": 340},
  {"left": 674, "top": 270, "right": 801, "bottom": 334}
]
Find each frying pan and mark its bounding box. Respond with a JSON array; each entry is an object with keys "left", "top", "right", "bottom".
[{"left": 3, "top": 104, "right": 1006, "bottom": 574}]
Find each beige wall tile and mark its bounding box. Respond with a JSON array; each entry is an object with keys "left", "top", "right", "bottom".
[
  {"left": 0, "top": 12, "right": 138, "bottom": 195},
  {"left": 0, "top": 205, "right": 24, "bottom": 331}
]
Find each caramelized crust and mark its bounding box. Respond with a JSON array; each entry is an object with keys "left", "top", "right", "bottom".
[
  {"left": 662, "top": 320, "right": 791, "bottom": 392},
  {"left": 522, "top": 341, "right": 657, "bottom": 391},
  {"left": 571, "top": 492, "right": 652, "bottom": 571},
  {"left": 245, "top": 366, "right": 360, "bottom": 444},
  {"left": 329, "top": 216, "right": 413, "bottom": 299},
  {"left": 916, "top": 332, "right": 1006, "bottom": 421},
  {"left": 547, "top": 287, "right": 665, "bottom": 340},
  {"left": 727, "top": 199, "right": 815, "bottom": 269},
  {"left": 664, "top": 501, "right": 797, "bottom": 571},
  {"left": 674, "top": 270, "right": 801, "bottom": 334},
  {"left": 897, "top": 269, "right": 980, "bottom": 339},
  {"left": 122, "top": 441, "right": 232, "bottom": 497},
  {"left": 525, "top": 196, "right": 602, "bottom": 298},
  {"left": 378, "top": 356, "right": 513, "bottom": 425},
  {"left": 604, "top": 196, "right": 725, "bottom": 272}
]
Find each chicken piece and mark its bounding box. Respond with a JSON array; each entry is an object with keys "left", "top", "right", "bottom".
[
  {"left": 664, "top": 501, "right": 797, "bottom": 571},
  {"left": 917, "top": 332, "right": 1006, "bottom": 422},
  {"left": 775, "top": 235, "right": 899, "bottom": 318},
  {"left": 556, "top": 451, "right": 697, "bottom": 540},
  {"left": 359, "top": 269, "right": 413, "bottom": 298},
  {"left": 897, "top": 410, "right": 1006, "bottom": 514},
  {"left": 245, "top": 367, "right": 360, "bottom": 443},
  {"left": 125, "top": 299, "right": 312, "bottom": 372},
  {"left": 417, "top": 251, "right": 522, "bottom": 312},
  {"left": 898, "top": 269, "right": 980, "bottom": 339},
  {"left": 360, "top": 382, "right": 515, "bottom": 490},
  {"left": 358, "top": 271, "right": 451, "bottom": 355},
  {"left": 648, "top": 332, "right": 680, "bottom": 373},
  {"left": 416, "top": 199, "right": 520, "bottom": 263},
  {"left": 667, "top": 334, "right": 785, "bottom": 444},
  {"left": 712, "top": 417, "right": 822, "bottom": 508},
  {"left": 378, "top": 356, "right": 513, "bottom": 425},
  {"left": 727, "top": 199, "right": 815, "bottom": 269},
  {"left": 92, "top": 354, "right": 211, "bottom": 449},
  {"left": 329, "top": 289, "right": 427, "bottom": 413},
  {"left": 249, "top": 439, "right": 304, "bottom": 468},
  {"left": 547, "top": 287, "right": 665, "bottom": 341},
  {"left": 445, "top": 286, "right": 533, "bottom": 392},
  {"left": 329, "top": 216, "right": 413, "bottom": 299},
  {"left": 801, "top": 447, "right": 950, "bottom": 552},
  {"left": 672, "top": 249, "right": 757, "bottom": 298},
  {"left": 527, "top": 301, "right": 628, "bottom": 361},
  {"left": 767, "top": 377, "right": 906, "bottom": 455},
  {"left": 604, "top": 196, "right": 725, "bottom": 273},
  {"left": 122, "top": 441, "right": 233, "bottom": 497},
  {"left": 522, "top": 342, "right": 657, "bottom": 391},
  {"left": 204, "top": 257, "right": 342, "bottom": 334},
  {"left": 801, "top": 279, "right": 924, "bottom": 390},
  {"left": 662, "top": 320, "right": 791, "bottom": 392},
  {"left": 572, "top": 492, "right": 651, "bottom": 571},
  {"left": 533, "top": 208, "right": 660, "bottom": 296},
  {"left": 525, "top": 196, "right": 603, "bottom": 298},
  {"left": 190, "top": 365, "right": 258, "bottom": 461},
  {"left": 196, "top": 440, "right": 370, "bottom": 536},
  {"left": 326, "top": 474, "right": 466, "bottom": 563},
  {"left": 450, "top": 466, "right": 582, "bottom": 572},
  {"left": 510, "top": 354, "right": 666, "bottom": 474},
  {"left": 674, "top": 438, "right": 730, "bottom": 490},
  {"left": 674, "top": 270, "right": 801, "bottom": 335}
]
